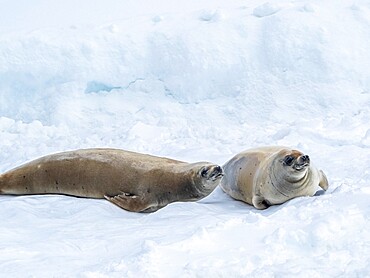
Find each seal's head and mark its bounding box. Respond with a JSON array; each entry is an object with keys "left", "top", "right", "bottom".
[
  {"left": 276, "top": 149, "right": 310, "bottom": 181},
  {"left": 189, "top": 163, "right": 224, "bottom": 195}
]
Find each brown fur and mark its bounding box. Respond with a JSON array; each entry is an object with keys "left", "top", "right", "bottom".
[{"left": 0, "top": 148, "right": 223, "bottom": 212}]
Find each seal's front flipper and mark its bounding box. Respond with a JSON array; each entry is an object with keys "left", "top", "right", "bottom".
[
  {"left": 252, "top": 195, "right": 270, "bottom": 210},
  {"left": 319, "top": 170, "right": 329, "bottom": 191},
  {"left": 104, "top": 192, "right": 153, "bottom": 212}
]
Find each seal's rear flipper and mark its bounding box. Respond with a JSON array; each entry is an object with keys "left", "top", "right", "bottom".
[
  {"left": 314, "top": 190, "right": 325, "bottom": 196},
  {"left": 104, "top": 192, "right": 153, "bottom": 212},
  {"left": 319, "top": 170, "right": 329, "bottom": 191}
]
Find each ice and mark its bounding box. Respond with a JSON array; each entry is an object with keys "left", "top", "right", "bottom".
[{"left": 0, "top": 0, "right": 370, "bottom": 277}]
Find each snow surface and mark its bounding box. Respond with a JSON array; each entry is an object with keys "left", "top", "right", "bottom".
[{"left": 0, "top": 0, "right": 370, "bottom": 277}]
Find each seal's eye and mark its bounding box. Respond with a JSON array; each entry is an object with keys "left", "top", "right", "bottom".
[
  {"left": 201, "top": 168, "right": 208, "bottom": 178},
  {"left": 283, "top": 155, "right": 294, "bottom": 166}
]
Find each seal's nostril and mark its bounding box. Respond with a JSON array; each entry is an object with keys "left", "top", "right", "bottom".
[
  {"left": 215, "top": 166, "right": 222, "bottom": 173},
  {"left": 302, "top": 155, "right": 310, "bottom": 162}
]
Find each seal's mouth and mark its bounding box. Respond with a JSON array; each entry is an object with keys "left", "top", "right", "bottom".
[
  {"left": 211, "top": 171, "right": 224, "bottom": 181},
  {"left": 293, "top": 162, "right": 309, "bottom": 171}
]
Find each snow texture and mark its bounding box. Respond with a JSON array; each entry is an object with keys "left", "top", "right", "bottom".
[{"left": 0, "top": 0, "right": 370, "bottom": 277}]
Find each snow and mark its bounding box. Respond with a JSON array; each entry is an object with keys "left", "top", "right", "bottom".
[{"left": 0, "top": 0, "right": 369, "bottom": 276}]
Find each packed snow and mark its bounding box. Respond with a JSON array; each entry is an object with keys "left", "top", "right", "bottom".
[{"left": 0, "top": 0, "right": 369, "bottom": 277}]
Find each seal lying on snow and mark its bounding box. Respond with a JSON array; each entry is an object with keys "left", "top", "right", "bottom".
[
  {"left": 220, "top": 146, "right": 328, "bottom": 209},
  {"left": 0, "top": 148, "right": 224, "bottom": 212}
]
